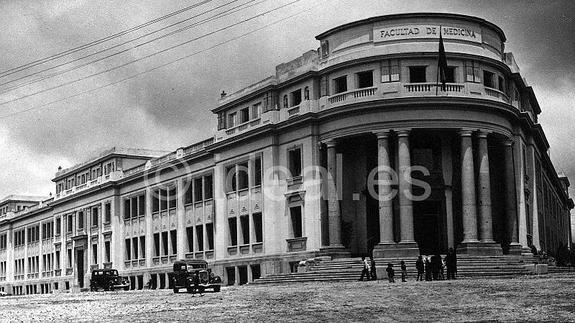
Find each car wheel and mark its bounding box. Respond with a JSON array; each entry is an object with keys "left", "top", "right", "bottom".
[
  {"left": 109, "top": 284, "right": 115, "bottom": 292},
  {"left": 173, "top": 287, "right": 179, "bottom": 293},
  {"left": 124, "top": 286, "right": 129, "bottom": 291},
  {"left": 214, "top": 286, "right": 221, "bottom": 292},
  {"left": 186, "top": 287, "right": 194, "bottom": 294}
]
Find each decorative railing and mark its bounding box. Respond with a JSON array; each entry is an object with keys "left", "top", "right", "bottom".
[
  {"left": 484, "top": 87, "right": 510, "bottom": 102},
  {"left": 328, "top": 86, "right": 377, "bottom": 104}
]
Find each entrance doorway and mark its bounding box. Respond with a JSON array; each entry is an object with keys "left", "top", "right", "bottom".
[
  {"left": 414, "top": 200, "right": 446, "bottom": 255},
  {"left": 76, "top": 249, "right": 85, "bottom": 288}
]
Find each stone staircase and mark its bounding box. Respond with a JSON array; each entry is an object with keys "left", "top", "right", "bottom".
[
  {"left": 252, "top": 255, "right": 533, "bottom": 284},
  {"left": 547, "top": 265, "right": 575, "bottom": 275}
]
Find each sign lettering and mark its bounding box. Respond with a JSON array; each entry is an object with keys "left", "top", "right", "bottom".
[{"left": 374, "top": 24, "right": 482, "bottom": 43}]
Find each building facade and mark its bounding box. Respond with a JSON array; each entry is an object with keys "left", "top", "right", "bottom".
[{"left": 0, "top": 13, "right": 573, "bottom": 294}]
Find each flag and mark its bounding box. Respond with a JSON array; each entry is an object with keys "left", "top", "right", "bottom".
[{"left": 437, "top": 28, "right": 448, "bottom": 92}]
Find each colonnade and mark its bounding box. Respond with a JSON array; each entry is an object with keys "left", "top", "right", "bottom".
[{"left": 323, "top": 128, "right": 519, "bottom": 256}]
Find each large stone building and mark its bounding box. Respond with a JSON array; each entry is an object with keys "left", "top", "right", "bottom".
[{"left": 0, "top": 13, "right": 573, "bottom": 294}]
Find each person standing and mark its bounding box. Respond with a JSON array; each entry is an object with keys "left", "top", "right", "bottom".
[
  {"left": 416, "top": 256, "right": 424, "bottom": 281},
  {"left": 358, "top": 256, "right": 371, "bottom": 281},
  {"left": 400, "top": 260, "right": 407, "bottom": 282},
  {"left": 431, "top": 254, "right": 442, "bottom": 280},
  {"left": 370, "top": 256, "right": 377, "bottom": 281},
  {"left": 424, "top": 257, "right": 432, "bottom": 281},
  {"left": 386, "top": 263, "right": 395, "bottom": 283},
  {"left": 446, "top": 248, "right": 457, "bottom": 280}
]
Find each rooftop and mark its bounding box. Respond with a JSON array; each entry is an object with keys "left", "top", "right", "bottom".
[{"left": 0, "top": 195, "right": 49, "bottom": 206}]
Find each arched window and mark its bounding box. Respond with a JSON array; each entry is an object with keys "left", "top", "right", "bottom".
[
  {"left": 304, "top": 87, "right": 309, "bottom": 100},
  {"left": 283, "top": 95, "right": 288, "bottom": 109}
]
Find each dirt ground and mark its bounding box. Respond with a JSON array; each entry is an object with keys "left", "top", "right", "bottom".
[{"left": 1, "top": 274, "right": 575, "bottom": 322}]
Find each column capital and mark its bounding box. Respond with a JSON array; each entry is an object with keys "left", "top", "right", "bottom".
[
  {"left": 373, "top": 130, "right": 391, "bottom": 139},
  {"left": 324, "top": 139, "right": 337, "bottom": 148},
  {"left": 395, "top": 129, "right": 411, "bottom": 137},
  {"left": 477, "top": 130, "right": 491, "bottom": 138},
  {"left": 459, "top": 129, "right": 475, "bottom": 137},
  {"left": 502, "top": 138, "right": 514, "bottom": 147}
]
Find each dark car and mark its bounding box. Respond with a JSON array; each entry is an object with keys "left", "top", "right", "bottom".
[
  {"left": 90, "top": 268, "right": 130, "bottom": 291},
  {"left": 172, "top": 259, "right": 222, "bottom": 293}
]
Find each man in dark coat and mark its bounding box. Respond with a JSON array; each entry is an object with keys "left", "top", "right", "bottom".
[
  {"left": 431, "top": 254, "right": 442, "bottom": 280},
  {"left": 424, "top": 257, "right": 432, "bottom": 281},
  {"left": 445, "top": 247, "right": 457, "bottom": 280},
  {"left": 416, "top": 256, "right": 424, "bottom": 281}
]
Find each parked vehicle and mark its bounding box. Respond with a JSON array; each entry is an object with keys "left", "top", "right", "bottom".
[
  {"left": 0, "top": 290, "right": 9, "bottom": 297},
  {"left": 172, "top": 259, "right": 222, "bottom": 293},
  {"left": 90, "top": 268, "right": 130, "bottom": 291}
]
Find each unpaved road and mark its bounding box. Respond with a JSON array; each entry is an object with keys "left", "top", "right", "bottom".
[{"left": 1, "top": 275, "right": 575, "bottom": 322}]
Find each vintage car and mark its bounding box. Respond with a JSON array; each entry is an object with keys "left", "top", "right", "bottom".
[
  {"left": 90, "top": 268, "right": 130, "bottom": 291},
  {"left": 0, "top": 290, "right": 9, "bottom": 297},
  {"left": 171, "top": 259, "right": 222, "bottom": 293}
]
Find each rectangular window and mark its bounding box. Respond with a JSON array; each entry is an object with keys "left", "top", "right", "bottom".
[
  {"left": 67, "top": 249, "right": 72, "bottom": 268},
  {"left": 251, "top": 103, "right": 260, "bottom": 119},
  {"left": 357, "top": 70, "right": 373, "bottom": 88},
  {"left": 196, "top": 225, "right": 204, "bottom": 251},
  {"left": 241, "top": 107, "right": 251, "bottom": 124},
  {"left": 498, "top": 76, "right": 505, "bottom": 92},
  {"left": 125, "top": 239, "right": 131, "bottom": 260},
  {"left": 465, "top": 61, "right": 481, "bottom": 83},
  {"left": 131, "top": 197, "right": 138, "bottom": 218},
  {"left": 288, "top": 148, "right": 302, "bottom": 178},
  {"left": 138, "top": 195, "right": 145, "bottom": 216},
  {"left": 160, "top": 189, "right": 168, "bottom": 210},
  {"left": 132, "top": 237, "right": 138, "bottom": 259},
  {"left": 56, "top": 251, "right": 61, "bottom": 269},
  {"left": 124, "top": 199, "right": 131, "bottom": 220},
  {"left": 409, "top": 66, "right": 427, "bottom": 83},
  {"left": 445, "top": 66, "right": 456, "bottom": 83},
  {"left": 153, "top": 233, "right": 160, "bottom": 257},
  {"left": 290, "top": 206, "right": 303, "bottom": 238},
  {"left": 168, "top": 187, "right": 177, "bottom": 209},
  {"left": 228, "top": 112, "right": 236, "bottom": 128},
  {"left": 91, "top": 207, "right": 99, "bottom": 227},
  {"left": 240, "top": 215, "right": 250, "bottom": 245},
  {"left": 254, "top": 157, "right": 262, "bottom": 186},
  {"left": 291, "top": 89, "right": 302, "bottom": 107},
  {"left": 228, "top": 218, "right": 237, "bottom": 246},
  {"left": 217, "top": 112, "right": 226, "bottom": 130},
  {"left": 140, "top": 236, "right": 146, "bottom": 259},
  {"left": 206, "top": 223, "right": 214, "bottom": 250},
  {"left": 105, "top": 241, "right": 111, "bottom": 263},
  {"left": 152, "top": 190, "right": 160, "bottom": 213},
  {"left": 104, "top": 203, "right": 111, "bottom": 223},
  {"left": 194, "top": 178, "right": 203, "bottom": 202},
  {"left": 186, "top": 227, "right": 194, "bottom": 252},
  {"left": 67, "top": 215, "right": 73, "bottom": 232},
  {"left": 185, "top": 180, "right": 193, "bottom": 204},
  {"left": 161, "top": 232, "right": 168, "bottom": 256},
  {"left": 333, "top": 76, "right": 347, "bottom": 94},
  {"left": 226, "top": 165, "right": 237, "bottom": 192},
  {"left": 253, "top": 213, "right": 263, "bottom": 243},
  {"left": 237, "top": 161, "right": 249, "bottom": 190},
  {"left": 204, "top": 175, "right": 213, "bottom": 199},
  {"left": 92, "top": 244, "right": 98, "bottom": 264},
  {"left": 483, "top": 70, "right": 495, "bottom": 88},
  {"left": 170, "top": 230, "right": 177, "bottom": 255},
  {"left": 78, "top": 212, "right": 84, "bottom": 230}
]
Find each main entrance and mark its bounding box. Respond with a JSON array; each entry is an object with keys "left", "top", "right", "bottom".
[{"left": 76, "top": 249, "right": 85, "bottom": 288}]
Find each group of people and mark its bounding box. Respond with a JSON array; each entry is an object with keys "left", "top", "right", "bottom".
[{"left": 358, "top": 248, "right": 458, "bottom": 283}]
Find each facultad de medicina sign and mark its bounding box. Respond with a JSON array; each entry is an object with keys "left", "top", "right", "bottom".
[{"left": 373, "top": 25, "right": 482, "bottom": 43}]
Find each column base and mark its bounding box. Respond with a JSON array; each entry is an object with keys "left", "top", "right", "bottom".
[
  {"left": 508, "top": 243, "right": 523, "bottom": 255},
  {"left": 373, "top": 242, "right": 419, "bottom": 258},
  {"left": 457, "top": 241, "right": 503, "bottom": 256},
  {"left": 318, "top": 245, "right": 350, "bottom": 259}
]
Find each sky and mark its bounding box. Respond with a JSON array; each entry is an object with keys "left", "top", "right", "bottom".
[{"left": 0, "top": 0, "right": 574, "bottom": 199}]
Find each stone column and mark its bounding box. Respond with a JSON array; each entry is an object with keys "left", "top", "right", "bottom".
[
  {"left": 376, "top": 131, "right": 394, "bottom": 244},
  {"left": 326, "top": 140, "right": 343, "bottom": 248},
  {"left": 176, "top": 179, "right": 186, "bottom": 260},
  {"left": 397, "top": 130, "right": 414, "bottom": 243},
  {"left": 460, "top": 129, "right": 479, "bottom": 244},
  {"left": 145, "top": 189, "right": 153, "bottom": 269},
  {"left": 477, "top": 131, "right": 494, "bottom": 242},
  {"left": 527, "top": 142, "right": 540, "bottom": 250},
  {"left": 504, "top": 139, "right": 521, "bottom": 254}
]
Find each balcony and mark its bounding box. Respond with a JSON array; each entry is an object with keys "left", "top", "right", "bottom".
[{"left": 55, "top": 171, "right": 124, "bottom": 201}]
